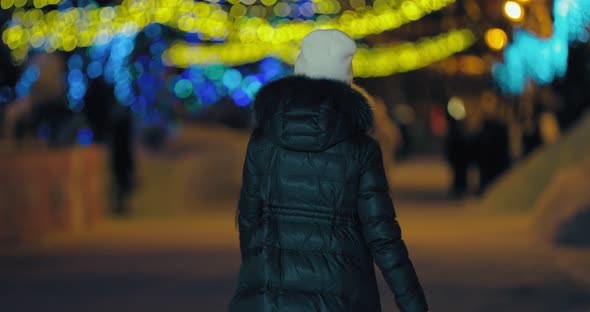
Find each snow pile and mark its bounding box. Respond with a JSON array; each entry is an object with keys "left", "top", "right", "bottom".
[
  {"left": 479, "top": 111, "right": 590, "bottom": 213},
  {"left": 531, "top": 160, "right": 590, "bottom": 246}
]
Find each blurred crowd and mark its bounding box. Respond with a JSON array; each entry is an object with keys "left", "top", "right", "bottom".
[
  {"left": 444, "top": 44, "right": 590, "bottom": 198},
  {"left": 1, "top": 43, "right": 589, "bottom": 206},
  {"left": 0, "top": 51, "right": 136, "bottom": 216}
]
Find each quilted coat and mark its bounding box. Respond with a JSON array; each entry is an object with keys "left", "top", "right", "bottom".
[{"left": 229, "top": 75, "right": 428, "bottom": 312}]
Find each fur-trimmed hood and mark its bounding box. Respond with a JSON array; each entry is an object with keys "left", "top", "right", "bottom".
[{"left": 252, "top": 75, "right": 374, "bottom": 152}]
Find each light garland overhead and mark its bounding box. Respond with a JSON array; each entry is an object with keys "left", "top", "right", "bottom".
[
  {"left": 0, "top": 0, "right": 341, "bottom": 13},
  {"left": 0, "top": 0, "right": 61, "bottom": 10},
  {"left": 2, "top": 0, "right": 455, "bottom": 60},
  {"left": 163, "top": 28, "right": 476, "bottom": 77}
]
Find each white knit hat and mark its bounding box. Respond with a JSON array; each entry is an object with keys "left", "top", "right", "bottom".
[{"left": 294, "top": 29, "right": 357, "bottom": 84}]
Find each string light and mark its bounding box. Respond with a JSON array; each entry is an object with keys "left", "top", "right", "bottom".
[
  {"left": 447, "top": 96, "right": 466, "bottom": 120},
  {"left": 2, "top": 0, "right": 456, "bottom": 59},
  {"left": 163, "top": 29, "right": 477, "bottom": 77},
  {"left": 503, "top": 1, "right": 524, "bottom": 22},
  {"left": 1, "top": 0, "right": 61, "bottom": 9},
  {"left": 485, "top": 28, "right": 508, "bottom": 51}
]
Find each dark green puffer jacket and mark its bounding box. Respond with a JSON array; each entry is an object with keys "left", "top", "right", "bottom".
[{"left": 229, "top": 75, "right": 428, "bottom": 312}]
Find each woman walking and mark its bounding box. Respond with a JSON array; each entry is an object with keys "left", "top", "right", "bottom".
[{"left": 230, "top": 29, "right": 428, "bottom": 312}]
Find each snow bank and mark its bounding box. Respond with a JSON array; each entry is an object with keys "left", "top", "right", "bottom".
[
  {"left": 531, "top": 160, "right": 590, "bottom": 246},
  {"left": 479, "top": 112, "right": 590, "bottom": 214}
]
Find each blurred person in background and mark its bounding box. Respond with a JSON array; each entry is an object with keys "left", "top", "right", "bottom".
[
  {"left": 521, "top": 85, "right": 562, "bottom": 157},
  {"left": 445, "top": 115, "right": 470, "bottom": 198},
  {"left": 230, "top": 29, "right": 428, "bottom": 312},
  {"left": 109, "top": 104, "right": 135, "bottom": 216},
  {"left": 84, "top": 78, "right": 136, "bottom": 216},
  {"left": 0, "top": 44, "right": 19, "bottom": 140},
  {"left": 475, "top": 91, "right": 511, "bottom": 195}
]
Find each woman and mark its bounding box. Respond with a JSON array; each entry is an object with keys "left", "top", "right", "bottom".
[{"left": 230, "top": 29, "right": 428, "bottom": 312}]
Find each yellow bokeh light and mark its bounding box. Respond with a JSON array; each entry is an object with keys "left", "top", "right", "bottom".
[
  {"left": 401, "top": 1, "right": 421, "bottom": 21},
  {"left": 250, "top": 5, "right": 269, "bottom": 18},
  {"left": 459, "top": 55, "right": 485, "bottom": 75},
  {"left": 447, "top": 97, "right": 466, "bottom": 120},
  {"left": 14, "top": 0, "right": 26, "bottom": 8},
  {"left": 33, "top": 0, "right": 47, "bottom": 9},
  {"left": 2, "top": 0, "right": 458, "bottom": 57},
  {"left": 485, "top": 28, "right": 508, "bottom": 51},
  {"left": 274, "top": 2, "right": 291, "bottom": 17},
  {"left": 373, "top": 0, "right": 388, "bottom": 12},
  {"left": 230, "top": 4, "right": 248, "bottom": 17},
  {"left": 62, "top": 35, "right": 77, "bottom": 51},
  {"left": 1, "top": 0, "right": 15, "bottom": 10},
  {"left": 194, "top": 2, "right": 212, "bottom": 17},
  {"left": 161, "top": 29, "right": 476, "bottom": 78},
  {"left": 503, "top": 1, "right": 524, "bottom": 21},
  {"left": 178, "top": 0, "right": 194, "bottom": 13},
  {"left": 11, "top": 46, "right": 29, "bottom": 63},
  {"left": 261, "top": 0, "right": 277, "bottom": 6},
  {"left": 178, "top": 15, "right": 195, "bottom": 32}
]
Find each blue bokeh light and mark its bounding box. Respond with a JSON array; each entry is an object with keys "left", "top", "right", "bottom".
[
  {"left": 77, "top": 127, "right": 93, "bottom": 147},
  {"left": 15, "top": 65, "right": 40, "bottom": 98},
  {"left": 68, "top": 69, "right": 85, "bottom": 85},
  {"left": 87, "top": 61, "right": 103, "bottom": 78},
  {"left": 67, "top": 54, "right": 84, "bottom": 70},
  {"left": 149, "top": 58, "right": 165, "bottom": 73},
  {"left": 112, "top": 38, "right": 134, "bottom": 59},
  {"left": 259, "top": 57, "right": 285, "bottom": 82},
  {"left": 89, "top": 44, "right": 110, "bottom": 60},
  {"left": 185, "top": 32, "right": 202, "bottom": 44},
  {"left": 187, "top": 66, "right": 206, "bottom": 87},
  {"left": 200, "top": 80, "right": 220, "bottom": 105},
  {"left": 68, "top": 81, "right": 87, "bottom": 100},
  {"left": 149, "top": 40, "right": 167, "bottom": 56},
  {"left": 242, "top": 75, "right": 263, "bottom": 97},
  {"left": 131, "top": 95, "right": 147, "bottom": 115},
  {"left": 232, "top": 88, "right": 252, "bottom": 106},
  {"left": 144, "top": 24, "right": 162, "bottom": 39}
]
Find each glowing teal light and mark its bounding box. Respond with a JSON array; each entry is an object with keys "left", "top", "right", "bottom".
[
  {"left": 174, "top": 79, "right": 193, "bottom": 98},
  {"left": 204, "top": 64, "right": 225, "bottom": 80},
  {"left": 222, "top": 69, "right": 243, "bottom": 91},
  {"left": 494, "top": 0, "right": 590, "bottom": 94}
]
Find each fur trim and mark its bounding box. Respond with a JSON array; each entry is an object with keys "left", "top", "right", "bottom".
[{"left": 252, "top": 75, "right": 374, "bottom": 132}]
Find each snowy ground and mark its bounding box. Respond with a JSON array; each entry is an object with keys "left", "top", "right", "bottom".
[{"left": 1, "top": 128, "right": 589, "bottom": 312}]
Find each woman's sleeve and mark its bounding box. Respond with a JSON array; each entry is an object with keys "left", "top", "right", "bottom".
[
  {"left": 357, "top": 138, "right": 428, "bottom": 312},
  {"left": 237, "top": 135, "right": 263, "bottom": 262}
]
